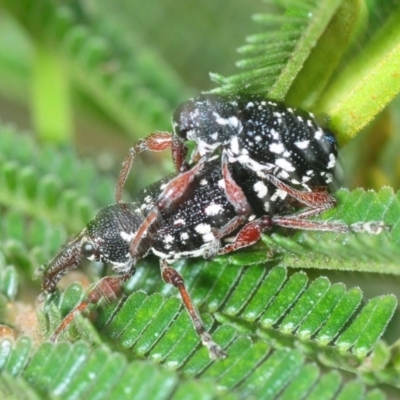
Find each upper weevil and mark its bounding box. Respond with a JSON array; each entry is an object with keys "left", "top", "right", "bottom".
[{"left": 114, "top": 94, "right": 341, "bottom": 257}]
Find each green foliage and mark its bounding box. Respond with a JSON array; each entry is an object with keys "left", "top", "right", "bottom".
[
  {"left": 0, "top": 337, "right": 391, "bottom": 399},
  {"left": 0, "top": 0, "right": 399, "bottom": 399}
]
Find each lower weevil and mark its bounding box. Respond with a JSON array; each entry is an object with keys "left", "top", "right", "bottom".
[{"left": 40, "top": 158, "right": 386, "bottom": 359}]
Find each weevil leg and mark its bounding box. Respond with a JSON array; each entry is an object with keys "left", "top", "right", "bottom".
[
  {"left": 160, "top": 259, "right": 226, "bottom": 359},
  {"left": 50, "top": 268, "right": 135, "bottom": 342},
  {"left": 212, "top": 152, "right": 253, "bottom": 241},
  {"left": 129, "top": 156, "right": 208, "bottom": 257},
  {"left": 172, "top": 135, "right": 189, "bottom": 173},
  {"left": 271, "top": 215, "right": 388, "bottom": 234},
  {"left": 266, "top": 173, "right": 336, "bottom": 213},
  {"left": 218, "top": 216, "right": 272, "bottom": 255},
  {"left": 271, "top": 215, "right": 349, "bottom": 233},
  {"left": 116, "top": 132, "right": 180, "bottom": 203}
]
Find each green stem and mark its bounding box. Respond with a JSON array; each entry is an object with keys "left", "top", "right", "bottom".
[{"left": 320, "top": 7, "right": 400, "bottom": 145}]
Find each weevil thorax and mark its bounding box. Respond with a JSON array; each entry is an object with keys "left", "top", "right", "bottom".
[
  {"left": 84, "top": 203, "right": 146, "bottom": 267},
  {"left": 173, "top": 94, "right": 338, "bottom": 191}
]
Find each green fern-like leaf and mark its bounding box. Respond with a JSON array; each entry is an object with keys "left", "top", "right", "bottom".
[
  {"left": 0, "top": 338, "right": 389, "bottom": 399},
  {"left": 258, "top": 188, "right": 400, "bottom": 274},
  {"left": 39, "top": 265, "right": 397, "bottom": 387},
  {"left": 211, "top": 0, "right": 350, "bottom": 101}
]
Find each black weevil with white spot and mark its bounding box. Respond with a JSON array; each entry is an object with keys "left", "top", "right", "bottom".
[
  {"left": 172, "top": 93, "right": 340, "bottom": 216},
  {"left": 41, "top": 155, "right": 386, "bottom": 360},
  {"left": 114, "top": 94, "right": 341, "bottom": 255},
  {"left": 42, "top": 157, "right": 261, "bottom": 359}
]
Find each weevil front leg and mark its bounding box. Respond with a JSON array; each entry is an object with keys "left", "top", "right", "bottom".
[
  {"left": 160, "top": 259, "right": 226, "bottom": 359},
  {"left": 129, "top": 156, "right": 208, "bottom": 257},
  {"left": 50, "top": 268, "right": 135, "bottom": 341},
  {"left": 115, "top": 132, "right": 189, "bottom": 203}
]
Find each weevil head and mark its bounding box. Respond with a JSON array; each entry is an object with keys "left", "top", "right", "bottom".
[
  {"left": 41, "top": 203, "right": 144, "bottom": 294},
  {"left": 84, "top": 203, "right": 145, "bottom": 266},
  {"left": 172, "top": 94, "right": 242, "bottom": 154}
]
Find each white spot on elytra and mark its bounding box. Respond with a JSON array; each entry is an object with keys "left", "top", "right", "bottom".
[
  {"left": 314, "top": 129, "right": 324, "bottom": 140},
  {"left": 214, "top": 113, "right": 240, "bottom": 129},
  {"left": 218, "top": 179, "right": 225, "bottom": 189},
  {"left": 120, "top": 231, "right": 135, "bottom": 242},
  {"left": 230, "top": 136, "right": 240, "bottom": 155},
  {"left": 195, "top": 223, "right": 212, "bottom": 235},
  {"left": 327, "top": 153, "right": 336, "bottom": 169},
  {"left": 200, "top": 179, "right": 208, "bottom": 186},
  {"left": 180, "top": 232, "right": 189, "bottom": 241},
  {"left": 269, "top": 143, "right": 284, "bottom": 154},
  {"left": 278, "top": 170, "right": 289, "bottom": 179},
  {"left": 205, "top": 203, "right": 223, "bottom": 216},
  {"left": 295, "top": 140, "right": 310, "bottom": 149},
  {"left": 325, "top": 173, "right": 333, "bottom": 183},
  {"left": 253, "top": 181, "right": 268, "bottom": 198},
  {"left": 263, "top": 202, "right": 270, "bottom": 211},
  {"left": 275, "top": 158, "right": 295, "bottom": 172},
  {"left": 255, "top": 135, "right": 262, "bottom": 142},
  {"left": 210, "top": 132, "right": 218, "bottom": 140},
  {"left": 164, "top": 234, "right": 174, "bottom": 244},
  {"left": 270, "top": 129, "right": 279, "bottom": 140},
  {"left": 271, "top": 189, "right": 288, "bottom": 201},
  {"left": 173, "top": 218, "right": 185, "bottom": 226},
  {"left": 202, "top": 232, "right": 215, "bottom": 242}
]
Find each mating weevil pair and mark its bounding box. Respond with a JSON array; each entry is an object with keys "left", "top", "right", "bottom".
[{"left": 41, "top": 94, "right": 386, "bottom": 359}]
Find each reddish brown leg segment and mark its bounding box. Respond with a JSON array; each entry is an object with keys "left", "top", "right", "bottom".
[
  {"left": 271, "top": 216, "right": 349, "bottom": 233},
  {"left": 160, "top": 260, "right": 226, "bottom": 359},
  {"left": 266, "top": 173, "right": 336, "bottom": 212},
  {"left": 115, "top": 132, "right": 173, "bottom": 203},
  {"left": 218, "top": 216, "right": 272, "bottom": 255},
  {"left": 129, "top": 157, "right": 208, "bottom": 257},
  {"left": 212, "top": 152, "right": 254, "bottom": 241},
  {"left": 172, "top": 135, "right": 189, "bottom": 173},
  {"left": 50, "top": 270, "right": 134, "bottom": 341}
]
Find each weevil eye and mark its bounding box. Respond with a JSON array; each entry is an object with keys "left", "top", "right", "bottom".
[{"left": 81, "top": 241, "right": 98, "bottom": 260}]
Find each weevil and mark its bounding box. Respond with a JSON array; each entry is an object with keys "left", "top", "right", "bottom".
[{"left": 41, "top": 155, "right": 384, "bottom": 359}]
